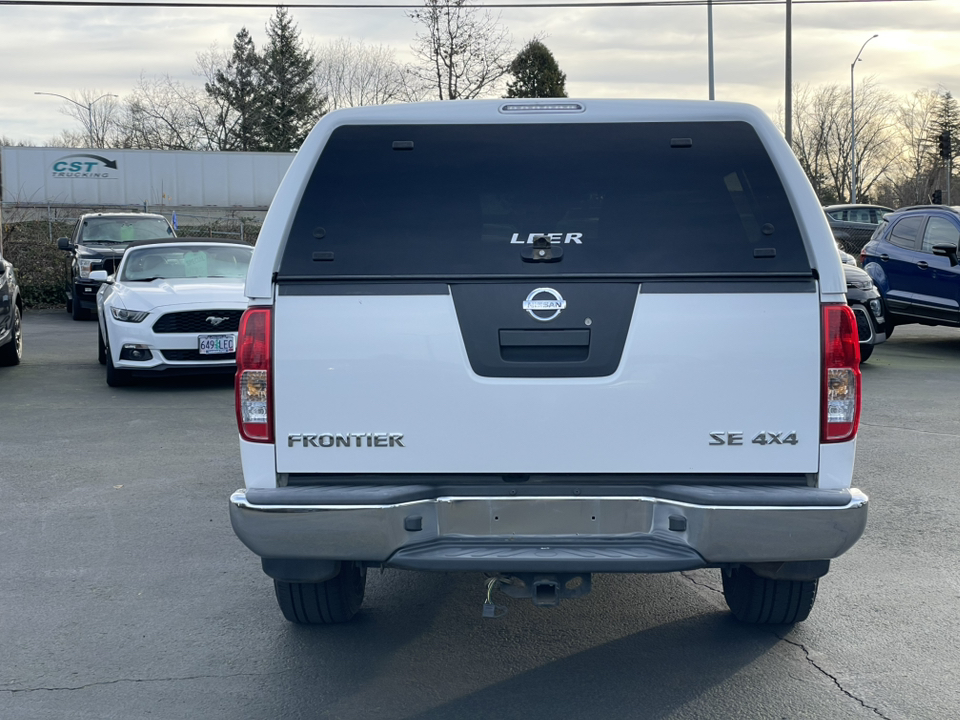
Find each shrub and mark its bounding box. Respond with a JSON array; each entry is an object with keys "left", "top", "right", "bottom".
[
  {"left": 2, "top": 219, "right": 261, "bottom": 308},
  {"left": 2, "top": 221, "right": 72, "bottom": 307}
]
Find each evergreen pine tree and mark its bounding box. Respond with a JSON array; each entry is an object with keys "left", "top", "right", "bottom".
[
  {"left": 505, "top": 40, "right": 567, "bottom": 99},
  {"left": 205, "top": 27, "right": 263, "bottom": 151},
  {"left": 259, "top": 7, "right": 322, "bottom": 151}
]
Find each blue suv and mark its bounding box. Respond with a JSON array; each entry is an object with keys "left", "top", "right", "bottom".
[{"left": 861, "top": 206, "right": 960, "bottom": 331}]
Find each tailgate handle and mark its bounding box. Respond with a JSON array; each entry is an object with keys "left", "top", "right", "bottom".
[{"left": 499, "top": 330, "right": 590, "bottom": 347}]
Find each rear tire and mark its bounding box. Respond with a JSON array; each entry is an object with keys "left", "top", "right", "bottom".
[
  {"left": 722, "top": 566, "right": 818, "bottom": 625},
  {"left": 0, "top": 305, "right": 23, "bottom": 366},
  {"left": 274, "top": 562, "right": 366, "bottom": 624}
]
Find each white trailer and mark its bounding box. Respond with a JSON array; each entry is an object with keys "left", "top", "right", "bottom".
[{"left": 0, "top": 146, "right": 294, "bottom": 209}]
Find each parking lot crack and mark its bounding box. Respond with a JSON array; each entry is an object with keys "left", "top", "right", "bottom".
[
  {"left": 1, "top": 671, "right": 285, "bottom": 694},
  {"left": 680, "top": 570, "right": 723, "bottom": 594},
  {"left": 774, "top": 633, "right": 894, "bottom": 720},
  {"left": 859, "top": 422, "right": 960, "bottom": 440}
]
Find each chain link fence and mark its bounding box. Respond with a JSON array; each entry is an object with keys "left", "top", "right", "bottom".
[{"left": 0, "top": 203, "right": 261, "bottom": 307}]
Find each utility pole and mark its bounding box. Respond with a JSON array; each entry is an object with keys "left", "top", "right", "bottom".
[
  {"left": 785, "top": 0, "right": 792, "bottom": 145},
  {"left": 849, "top": 34, "right": 878, "bottom": 204},
  {"left": 707, "top": 0, "right": 715, "bottom": 100}
]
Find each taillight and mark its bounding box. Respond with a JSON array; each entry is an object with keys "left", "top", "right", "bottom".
[
  {"left": 821, "top": 304, "right": 861, "bottom": 442},
  {"left": 235, "top": 307, "right": 273, "bottom": 443},
  {"left": 859, "top": 249, "right": 867, "bottom": 266}
]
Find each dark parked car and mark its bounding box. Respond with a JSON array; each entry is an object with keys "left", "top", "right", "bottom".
[
  {"left": 0, "top": 250, "right": 24, "bottom": 366},
  {"left": 861, "top": 205, "right": 960, "bottom": 332},
  {"left": 825, "top": 204, "right": 894, "bottom": 257},
  {"left": 824, "top": 204, "right": 893, "bottom": 224},
  {"left": 57, "top": 213, "right": 175, "bottom": 320},
  {"left": 843, "top": 262, "right": 887, "bottom": 362}
]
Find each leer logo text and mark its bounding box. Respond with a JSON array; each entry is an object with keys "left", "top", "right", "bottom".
[{"left": 510, "top": 232, "right": 583, "bottom": 244}]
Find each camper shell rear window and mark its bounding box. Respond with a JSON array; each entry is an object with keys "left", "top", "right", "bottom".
[{"left": 278, "top": 122, "right": 811, "bottom": 279}]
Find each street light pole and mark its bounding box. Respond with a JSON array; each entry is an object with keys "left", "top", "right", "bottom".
[
  {"left": 34, "top": 91, "right": 117, "bottom": 148},
  {"left": 707, "top": 0, "right": 715, "bottom": 100},
  {"left": 850, "top": 34, "right": 878, "bottom": 204},
  {"left": 785, "top": 0, "right": 792, "bottom": 145}
]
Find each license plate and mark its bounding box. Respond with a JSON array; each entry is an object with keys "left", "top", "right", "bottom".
[{"left": 198, "top": 334, "right": 236, "bottom": 355}]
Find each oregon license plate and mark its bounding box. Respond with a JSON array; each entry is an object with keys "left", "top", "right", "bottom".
[{"left": 198, "top": 334, "right": 236, "bottom": 355}]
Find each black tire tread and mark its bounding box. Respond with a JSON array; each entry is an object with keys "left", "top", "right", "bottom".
[
  {"left": 722, "top": 566, "right": 818, "bottom": 625},
  {"left": 105, "top": 346, "right": 131, "bottom": 387},
  {"left": 274, "top": 562, "right": 365, "bottom": 625},
  {"left": 0, "top": 305, "right": 22, "bottom": 366},
  {"left": 72, "top": 288, "right": 84, "bottom": 320}
]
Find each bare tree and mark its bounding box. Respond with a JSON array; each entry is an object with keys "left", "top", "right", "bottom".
[
  {"left": 407, "top": 0, "right": 513, "bottom": 100},
  {"left": 781, "top": 83, "right": 839, "bottom": 202},
  {"left": 47, "top": 130, "right": 88, "bottom": 148},
  {"left": 848, "top": 77, "right": 898, "bottom": 203},
  {"left": 316, "top": 38, "right": 422, "bottom": 109},
  {"left": 783, "top": 78, "right": 897, "bottom": 203},
  {"left": 54, "top": 89, "right": 122, "bottom": 148},
  {"left": 114, "top": 74, "right": 212, "bottom": 150},
  {"left": 883, "top": 88, "right": 942, "bottom": 206},
  {"left": 0, "top": 136, "right": 36, "bottom": 147}
]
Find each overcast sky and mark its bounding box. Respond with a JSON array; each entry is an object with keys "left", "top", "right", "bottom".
[{"left": 1, "top": 0, "right": 958, "bottom": 145}]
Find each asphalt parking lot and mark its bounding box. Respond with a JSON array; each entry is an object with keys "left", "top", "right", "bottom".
[{"left": 2, "top": 310, "right": 959, "bottom": 720}]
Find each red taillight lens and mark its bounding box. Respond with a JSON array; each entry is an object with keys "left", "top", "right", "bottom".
[
  {"left": 235, "top": 307, "right": 273, "bottom": 443},
  {"left": 821, "top": 304, "right": 861, "bottom": 443}
]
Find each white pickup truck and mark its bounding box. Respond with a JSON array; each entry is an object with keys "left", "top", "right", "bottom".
[{"left": 229, "top": 99, "right": 868, "bottom": 626}]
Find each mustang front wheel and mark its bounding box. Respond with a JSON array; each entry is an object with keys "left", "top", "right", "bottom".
[{"left": 105, "top": 344, "right": 132, "bottom": 387}]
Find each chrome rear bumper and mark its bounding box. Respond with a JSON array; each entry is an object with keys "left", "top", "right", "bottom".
[{"left": 229, "top": 485, "right": 868, "bottom": 573}]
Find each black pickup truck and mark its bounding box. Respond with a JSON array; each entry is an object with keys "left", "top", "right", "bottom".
[{"left": 57, "top": 212, "right": 175, "bottom": 319}]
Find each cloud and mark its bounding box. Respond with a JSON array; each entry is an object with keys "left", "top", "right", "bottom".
[{"left": 2, "top": 0, "right": 958, "bottom": 144}]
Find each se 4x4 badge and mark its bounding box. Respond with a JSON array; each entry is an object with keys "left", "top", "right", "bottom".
[
  {"left": 523, "top": 287, "right": 566, "bottom": 322},
  {"left": 710, "top": 432, "right": 799, "bottom": 446}
]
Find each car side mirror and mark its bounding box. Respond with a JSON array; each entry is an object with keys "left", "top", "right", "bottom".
[
  {"left": 931, "top": 243, "right": 959, "bottom": 267},
  {"left": 89, "top": 270, "right": 110, "bottom": 282},
  {"left": 57, "top": 237, "right": 73, "bottom": 251}
]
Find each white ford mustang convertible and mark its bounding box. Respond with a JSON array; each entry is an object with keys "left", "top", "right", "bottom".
[{"left": 93, "top": 238, "right": 253, "bottom": 386}]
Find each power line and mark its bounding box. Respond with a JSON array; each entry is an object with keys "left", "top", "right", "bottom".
[{"left": 0, "top": 0, "right": 933, "bottom": 8}]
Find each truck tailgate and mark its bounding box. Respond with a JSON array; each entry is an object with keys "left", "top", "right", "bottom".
[{"left": 272, "top": 286, "right": 821, "bottom": 475}]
